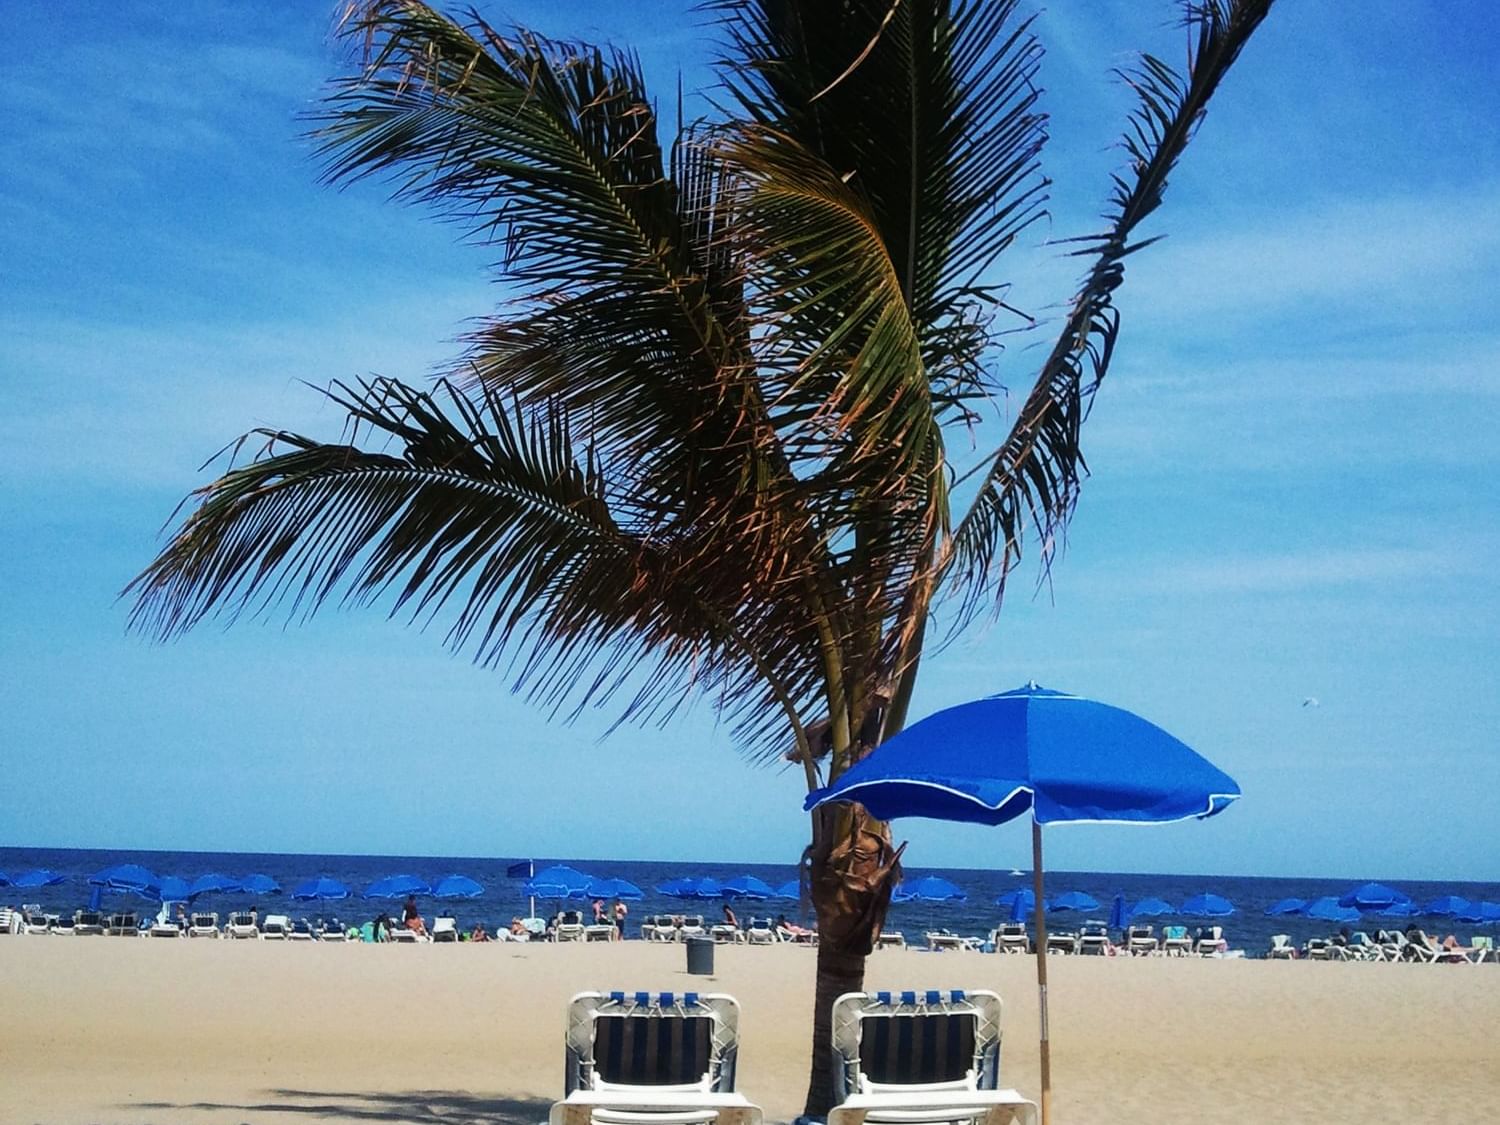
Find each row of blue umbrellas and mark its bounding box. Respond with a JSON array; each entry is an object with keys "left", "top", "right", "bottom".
[
  {"left": 1266, "top": 894, "right": 1500, "bottom": 925},
  {"left": 64, "top": 865, "right": 490, "bottom": 905},
  {"left": 523, "top": 866, "right": 799, "bottom": 903}
]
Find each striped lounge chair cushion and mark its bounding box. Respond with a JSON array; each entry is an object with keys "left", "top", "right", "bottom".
[
  {"left": 594, "top": 1014, "right": 714, "bottom": 1086},
  {"left": 859, "top": 1013, "right": 976, "bottom": 1086}
]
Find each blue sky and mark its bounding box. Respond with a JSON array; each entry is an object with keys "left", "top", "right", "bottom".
[{"left": 3, "top": 2, "right": 1497, "bottom": 881}]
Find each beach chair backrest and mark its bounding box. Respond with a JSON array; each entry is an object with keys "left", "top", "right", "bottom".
[
  {"left": 1164, "top": 925, "right": 1187, "bottom": 941},
  {"left": 831, "top": 989, "right": 1001, "bottom": 1105},
  {"left": 566, "top": 990, "right": 740, "bottom": 1095}
]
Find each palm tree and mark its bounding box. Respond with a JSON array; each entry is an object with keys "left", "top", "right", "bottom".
[{"left": 128, "top": 0, "right": 1273, "bottom": 1113}]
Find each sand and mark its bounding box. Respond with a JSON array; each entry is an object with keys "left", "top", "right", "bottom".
[{"left": 1, "top": 938, "right": 1497, "bottom": 1124}]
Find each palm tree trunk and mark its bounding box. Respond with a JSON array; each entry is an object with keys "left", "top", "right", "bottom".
[
  {"left": 802, "top": 942, "right": 866, "bottom": 1115},
  {"left": 801, "top": 804, "right": 903, "bottom": 1117}
]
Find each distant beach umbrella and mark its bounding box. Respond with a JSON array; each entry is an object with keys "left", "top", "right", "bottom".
[
  {"left": 694, "top": 877, "right": 724, "bottom": 899},
  {"left": 1379, "top": 901, "right": 1421, "bottom": 918},
  {"left": 239, "top": 874, "right": 280, "bottom": 895},
  {"left": 525, "top": 865, "right": 592, "bottom": 899},
  {"left": 1305, "top": 896, "right": 1360, "bottom": 923},
  {"left": 1264, "top": 897, "right": 1306, "bottom": 916},
  {"left": 654, "top": 877, "right": 701, "bottom": 898},
  {"left": 292, "top": 876, "right": 352, "bottom": 902},
  {"left": 11, "top": 869, "right": 67, "bottom": 889},
  {"left": 431, "top": 874, "right": 485, "bottom": 899},
  {"left": 773, "top": 880, "right": 801, "bottom": 900},
  {"left": 1129, "top": 897, "right": 1177, "bottom": 919},
  {"left": 893, "top": 875, "right": 967, "bottom": 903},
  {"left": 1049, "top": 891, "right": 1100, "bottom": 912},
  {"left": 88, "top": 863, "right": 158, "bottom": 894},
  {"left": 1456, "top": 901, "right": 1500, "bottom": 924},
  {"left": 153, "top": 875, "right": 195, "bottom": 903},
  {"left": 1337, "top": 882, "right": 1410, "bottom": 910},
  {"left": 1180, "top": 893, "right": 1235, "bottom": 917},
  {"left": 721, "top": 875, "right": 777, "bottom": 900},
  {"left": 363, "top": 874, "right": 432, "bottom": 899},
  {"left": 587, "top": 876, "right": 644, "bottom": 900},
  {"left": 1108, "top": 894, "right": 1128, "bottom": 931},
  {"left": 1422, "top": 895, "right": 1471, "bottom": 917},
  {"left": 0, "top": 871, "right": 9, "bottom": 886},
  {"left": 996, "top": 888, "right": 1044, "bottom": 910},
  {"left": 188, "top": 873, "right": 242, "bottom": 897}
]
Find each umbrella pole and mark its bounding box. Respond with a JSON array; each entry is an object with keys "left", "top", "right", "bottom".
[{"left": 1031, "top": 819, "right": 1052, "bottom": 1125}]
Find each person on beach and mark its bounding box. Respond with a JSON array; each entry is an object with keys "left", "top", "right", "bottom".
[
  {"left": 721, "top": 903, "right": 738, "bottom": 930},
  {"left": 470, "top": 921, "right": 490, "bottom": 942},
  {"left": 402, "top": 895, "right": 427, "bottom": 937},
  {"left": 510, "top": 916, "right": 529, "bottom": 940},
  {"left": 613, "top": 899, "right": 627, "bottom": 940},
  {"left": 592, "top": 898, "right": 607, "bottom": 925}
]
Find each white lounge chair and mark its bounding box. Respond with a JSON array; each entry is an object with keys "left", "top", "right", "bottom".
[
  {"left": 0, "top": 908, "right": 21, "bottom": 935},
  {"left": 555, "top": 911, "right": 587, "bottom": 942},
  {"left": 875, "top": 931, "right": 906, "bottom": 950},
  {"left": 388, "top": 923, "right": 422, "bottom": 942},
  {"left": 1160, "top": 925, "right": 1192, "bottom": 956},
  {"left": 72, "top": 909, "right": 105, "bottom": 936},
  {"left": 1193, "top": 926, "right": 1228, "bottom": 956},
  {"left": 107, "top": 911, "right": 139, "bottom": 937},
  {"left": 1045, "top": 931, "right": 1079, "bottom": 956},
  {"left": 1077, "top": 922, "right": 1111, "bottom": 956},
  {"left": 261, "top": 914, "right": 292, "bottom": 940},
  {"left": 319, "top": 918, "right": 348, "bottom": 941},
  {"left": 22, "top": 907, "right": 56, "bottom": 936},
  {"left": 991, "top": 923, "right": 1028, "bottom": 954},
  {"left": 828, "top": 988, "right": 1034, "bottom": 1124},
  {"left": 186, "top": 912, "right": 219, "bottom": 938},
  {"left": 1467, "top": 935, "right": 1495, "bottom": 964},
  {"left": 430, "top": 916, "right": 459, "bottom": 942},
  {"left": 1267, "top": 933, "right": 1295, "bottom": 959},
  {"left": 925, "top": 930, "right": 966, "bottom": 952},
  {"left": 744, "top": 918, "right": 777, "bottom": 945},
  {"left": 641, "top": 915, "right": 677, "bottom": 942},
  {"left": 1124, "top": 925, "right": 1157, "bottom": 956},
  {"left": 678, "top": 915, "right": 708, "bottom": 941},
  {"left": 1398, "top": 931, "right": 1441, "bottom": 963},
  {"left": 586, "top": 922, "right": 618, "bottom": 942},
  {"left": 225, "top": 911, "right": 260, "bottom": 939},
  {"left": 552, "top": 990, "right": 758, "bottom": 1125},
  {"left": 710, "top": 923, "right": 741, "bottom": 945}
]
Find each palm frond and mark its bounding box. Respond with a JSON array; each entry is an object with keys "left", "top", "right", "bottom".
[{"left": 943, "top": 0, "right": 1273, "bottom": 622}]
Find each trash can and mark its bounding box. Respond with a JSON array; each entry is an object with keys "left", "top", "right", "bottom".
[{"left": 686, "top": 936, "right": 715, "bottom": 975}]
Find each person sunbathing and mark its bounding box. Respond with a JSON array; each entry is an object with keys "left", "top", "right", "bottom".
[{"left": 402, "top": 895, "right": 427, "bottom": 937}]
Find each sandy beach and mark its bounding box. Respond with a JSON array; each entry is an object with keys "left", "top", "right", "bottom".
[{"left": 2, "top": 939, "right": 1496, "bottom": 1124}]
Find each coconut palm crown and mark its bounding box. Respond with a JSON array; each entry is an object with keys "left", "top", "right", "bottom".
[{"left": 128, "top": 0, "right": 1274, "bottom": 1112}]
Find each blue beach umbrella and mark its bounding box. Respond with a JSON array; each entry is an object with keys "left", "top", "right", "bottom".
[
  {"left": 239, "top": 874, "right": 280, "bottom": 895},
  {"left": 0, "top": 871, "right": 9, "bottom": 886},
  {"left": 292, "top": 876, "right": 351, "bottom": 902},
  {"left": 721, "top": 875, "right": 777, "bottom": 900},
  {"left": 11, "top": 869, "right": 67, "bottom": 889},
  {"left": 1379, "top": 901, "right": 1421, "bottom": 918},
  {"left": 1422, "top": 895, "right": 1470, "bottom": 917},
  {"left": 1264, "top": 897, "right": 1305, "bottom": 916},
  {"left": 364, "top": 875, "right": 431, "bottom": 899},
  {"left": 996, "top": 888, "right": 1048, "bottom": 915},
  {"left": 1338, "top": 882, "right": 1410, "bottom": 910},
  {"left": 655, "top": 877, "right": 701, "bottom": 898},
  {"left": 1180, "top": 893, "right": 1235, "bottom": 917},
  {"left": 807, "top": 682, "right": 1239, "bottom": 1125},
  {"left": 1049, "top": 891, "right": 1099, "bottom": 912},
  {"left": 89, "top": 863, "right": 159, "bottom": 896},
  {"left": 1108, "top": 894, "right": 1128, "bottom": 932},
  {"left": 1305, "top": 896, "right": 1360, "bottom": 924},
  {"left": 432, "top": 874, "right": 485, "bottom": 899},
  {"left": 1129, "top": 897, "right": 1177, "bottom": 919},
  {"left": 1456, "top": 901, "right": 1500, "bottom": 924},
  {"left": 773, "top": 880, "right": 801, "bottom": 900},
  {"left": 188, "top": 874, "right": 242, "bottom": 897},
  {"left": 893, "top": 875, "right": 967, "bottom": 903},
  {"left": 154, "top": 876, "right": 195, "bottom": 903},
  {"left": 587, "top": 877, "right": 644, "bottom": 900},
  {"left": 526, "top": 865, "right": 592, "bottom": 900},
  {"left": 693, "top": 877, "right": 724, "bottom": 899}
]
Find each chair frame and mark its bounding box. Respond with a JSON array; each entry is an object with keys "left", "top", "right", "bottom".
[{"left": 565, "top": 990, "right": 741, "bottom": 1096}]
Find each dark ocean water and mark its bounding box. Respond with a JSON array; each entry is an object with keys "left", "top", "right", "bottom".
[{"left": 4, "top": 846, "right": 1497, "bottom": 955}]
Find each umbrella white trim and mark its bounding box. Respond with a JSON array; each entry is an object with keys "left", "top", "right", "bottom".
[{"left": 810, "top": 777, "right": 1240, "bottom": 825}]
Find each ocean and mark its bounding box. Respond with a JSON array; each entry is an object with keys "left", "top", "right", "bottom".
[{"left": 4, "top": 846, "right": 1496, "bottom": 955}]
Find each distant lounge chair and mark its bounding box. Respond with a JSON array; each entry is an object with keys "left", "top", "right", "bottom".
[
  {"left": 1194, "top": 926, "right": 1228, "bottom": 956},
  {"left": 1303, "top": 937, "right": 1332, "bottom": 960},
  {"left": 709, "top": 923, "right": 741, "bottom": 944},
  {"left": 640, "top": 915, "right": 676, "bottom": 942},
  {"left": 925, "top": 930, "right": 966, "bottom": 952},
  {"left": 319, "top": 918, "right": 348, "bottom": 941},
  {"left": 433, "top": 916, "right": 460, "bottom": 943},
  {"left": 1267, "top": 933, "right": 1295, "bottom": 959},
  {"left": 107, "top": 912, "right": 139, "bottom": 937},
  {"left": 0, "top": 908, "right": 21, "bottom": 935},
  {"left": 745, "top": 918, "right": 777, "bottom": 945},
  {"left": 1160, "top": 925, "right": 1192, "bottom": 957},
  {"left": 1125, "top": 925, "right": 1157, "bottom": 956},
  {"left": 875, "top": 931, "right": 906, "bottom": 950},
  {"left": 388, "top": 923, "right": 421, "bottom": 943},
  {"left": 1077, "top": 922, "right": 1111, "bottom": 956},
  {"left": 1045, "top": 930, "right": 1079, "bottom": 956},
  {"left": 1468, "top": 936, "right": 1495, "bottom": 964},
  {"left": 585, "top": 922, "right": 618, "bottom": 942},
  {"left": 555, "top": 911, "right": 587, "bottom": 943},
  {"left": 188, "top": 912, "right": 219, "bottom": 938},
  {"left": 1399, "top": 931, "right": 1441, "bottom": 963},
  {"left": 22, "top": 907, "right": 55, "bottom": 936},
  {"left": 678, "top": 915, "right": 708, "bottom": 941},
  {"left": 992, "top": 923, "right": 1028, "bottom": 954},
  {"left": 225, "top": 911, "right": 259, "bottom": 939},
  {"left": 72, "top": 910, "right": 105, "bottom": 936},
  {"left": 260, "top": 914, "right": 292, "bottom": 940}
]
